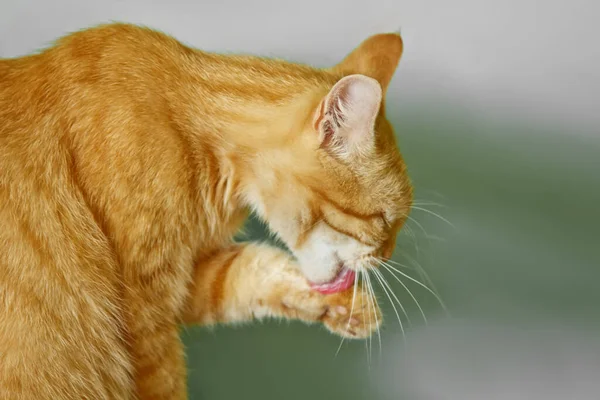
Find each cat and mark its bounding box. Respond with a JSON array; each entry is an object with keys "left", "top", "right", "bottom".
[{"left": 0, "top": 23, "right": 411, "bottom": 399}]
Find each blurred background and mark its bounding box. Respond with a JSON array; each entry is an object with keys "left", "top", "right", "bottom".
[{"left": 2, "top": 0, "right": 598, "bottom": 399}]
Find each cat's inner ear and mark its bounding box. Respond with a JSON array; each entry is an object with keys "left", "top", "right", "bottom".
[{"left": 313, "top": 74, "right": 382, "bottom": 155}]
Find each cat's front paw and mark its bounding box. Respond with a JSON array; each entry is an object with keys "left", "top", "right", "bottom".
[{"left": 321, "top": 287, "right": 382, "bottom": 339}]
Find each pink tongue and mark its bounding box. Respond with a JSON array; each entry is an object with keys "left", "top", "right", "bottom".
[{"left": 310, "top": 268, "right": 356, "bottom": 294}]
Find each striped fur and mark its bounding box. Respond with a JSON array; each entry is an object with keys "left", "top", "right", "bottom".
[{"left": 0, "top": 23, "right": 410, "bottom": 399}]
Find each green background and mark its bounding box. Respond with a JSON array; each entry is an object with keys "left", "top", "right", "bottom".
[{"left": 183, "top": 98, "right": 600, "bottom": 399}]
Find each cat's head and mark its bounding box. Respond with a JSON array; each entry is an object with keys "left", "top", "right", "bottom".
[{"left": 243, "top": 33, "right": 411, "bottom": 291}]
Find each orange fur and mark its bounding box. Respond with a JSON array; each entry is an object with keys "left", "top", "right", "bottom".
[
  {"left": 0, "top": 23, "right": 411, "bottom": 399},
  {"left": 182, "top": 243, "right": 380, "bottom": 337}
]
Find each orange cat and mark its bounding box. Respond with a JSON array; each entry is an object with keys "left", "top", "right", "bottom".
[{"left": 0, "top": 23, "right": 412, "bottom": 399}]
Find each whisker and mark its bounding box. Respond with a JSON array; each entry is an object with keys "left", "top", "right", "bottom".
[
  {"left": 371, "top": 267, "right": 406, "bottom": 344},
  {"left": 359, "top": 270, "right": 371, "bottom": 368},
  {"left": 387, "top": 258, "right": 435, "bottom": 293},
  {"left": 416, "top": 190, "right": 447, "bottom": 201},
  {"left": 406, "top": 216, "right": 447, "bottom": 243},
  {"left": 364, "top": 271, "right": 382, "bottom": 361},
  {"left": 362, "top": 270, "right": 375, "bottom": 365},
  {"left": 410, "top": 206, "right": 455, "bottom": 229},
  {"left": 400, "top": 224, "right": 420, "bottom": 256},
  {"left": 378, "top": 260, "right": 427, "bottom": 325},
  {"left": 335, "top": 268, "right": 359, "bottom": 358},
  {"left": 412, "top": 201, "right": 448, "bottom": 208},
  {"left": 406, "top": 215, "right": 430, "bottom": 239},
  {"left": 393, "top": 255, "right": 443, "bottom": 308},
  {"left": 373, "top": 261, "right": 412, "bottom": 325},
  {"left": 383, "top": 259, "right": 412, "bottom": 270},
  {"left": 420, "top": 234, "right": 447, "bottom": 242},
  {"left": 402, "top": 224, "right": 415, "bottom": 240},
  {"left": 381, "top": 261, "right": 448, "bottom": 313}
]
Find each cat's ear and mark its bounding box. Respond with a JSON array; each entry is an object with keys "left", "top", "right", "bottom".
[
  {"left": 332, "top": 32, "right": 403, "bottom": 92},
  {"left": 313, "top": 74, "right": 382, "bottom": 156}
]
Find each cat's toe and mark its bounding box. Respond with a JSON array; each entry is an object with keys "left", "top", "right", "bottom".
[{"left": 322, "top": 290, "right": 382, "bottom": 339}]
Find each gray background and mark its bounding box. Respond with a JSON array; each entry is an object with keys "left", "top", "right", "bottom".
[{"left": 2, "top": 1, "right": 599, "bottom": 399}]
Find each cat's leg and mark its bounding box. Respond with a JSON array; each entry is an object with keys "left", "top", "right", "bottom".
[
  {"left": 0, "top": 302, "right": 133, "bottom": 400},
  {"left": 0, "top": 252, "right": 133, "bottom": 399},
  {"left": 182, "top": 243, "right": 381, "bottom": 338},
  {"left": 125, "top": 285, "right": 188, "bottom": 400}
]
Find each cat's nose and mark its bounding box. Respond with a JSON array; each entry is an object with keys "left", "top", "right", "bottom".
[
  {"left": 380, "top": 240, "right": 395, "bottom": 260},
  {"left": 382, "top": 247, "right": 393, "bottom": 260},
  {"left": 379, "top": 229, "right": 398, "bottom": 260}
]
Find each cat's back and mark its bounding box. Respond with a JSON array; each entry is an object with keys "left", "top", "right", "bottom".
[
  {"left": 0, "top": 51, "right": 69, "bottom": 207},
  {"left": 0, "top": 24, "right": 165, "bottom": 301},
  {"left": 1, "top": 23, "right": 167, "bottom": 120},
  {"left": 0, "top": 25, "right": 143, "bottom": 399},
  {"left": 0, "top": 24, "right": 173, "bottom": 184}
]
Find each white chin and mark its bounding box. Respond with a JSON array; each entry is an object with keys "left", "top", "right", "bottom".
[{"left": 297, "top": 259, "right": 339, "bottom": 285}]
